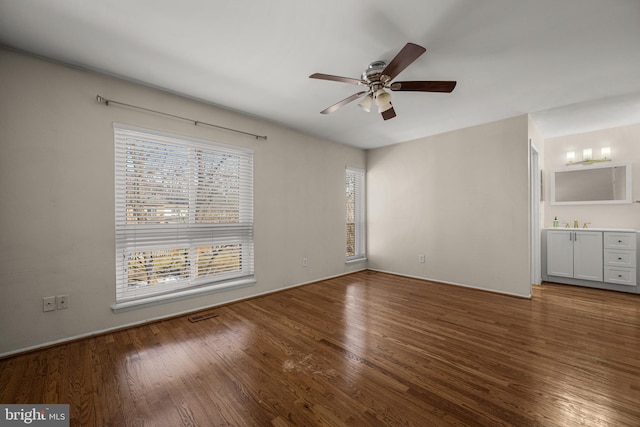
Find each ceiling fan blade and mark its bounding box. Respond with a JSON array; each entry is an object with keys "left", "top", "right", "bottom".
[
  {"left": 310, "top": 73, "right": 365, "bottom": 86},
  {"left": 390, "top": 81, "right": 457, "bottom": 93},
  {"left": 381, "top": 43, "right": 427, "bottom": 81},
  {"left": 381, "top": 106, "right": 397, "bottom": 120},
  {"left": 320, "top": 91, "right": 368, "bottom": 114}
]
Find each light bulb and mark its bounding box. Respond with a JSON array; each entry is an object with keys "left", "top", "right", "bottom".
[{"left": 566, "top": 151, "right": 575, "bottom": 163}]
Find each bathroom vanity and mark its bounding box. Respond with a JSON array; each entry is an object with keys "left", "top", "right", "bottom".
[{"left": 542, "top": 228, "right": 639, "bottom": 293}]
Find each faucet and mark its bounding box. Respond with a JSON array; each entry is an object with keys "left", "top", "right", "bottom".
[
  {"left": 573, "top": 218, "right": 579, "bottom": 228},
  {"left": 583, "top": 222, "right": 591, "bottom": 228}
]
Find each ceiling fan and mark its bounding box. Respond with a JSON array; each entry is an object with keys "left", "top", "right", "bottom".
[{"left": 310, "top": 43, "right": 456, "bottom": 120}]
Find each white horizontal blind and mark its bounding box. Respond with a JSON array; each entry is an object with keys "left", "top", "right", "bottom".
[
  {"left": 114, "top": 124, "right": 254, "bottom": 303},
  {"left": 346, "top": 167, "right": 365, "bottom": 260}
]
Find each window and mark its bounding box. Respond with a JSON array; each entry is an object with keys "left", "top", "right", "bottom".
[
  {"left": 114, "top": 124, "right": 254, "bottom": 309},
  {"left": 346, "top": 167, "right": 365, "bottom": 261}
]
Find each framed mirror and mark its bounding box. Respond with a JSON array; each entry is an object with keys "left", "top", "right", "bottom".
[{"left": 550, "top": 162, "right": 632, "bottom": 205}]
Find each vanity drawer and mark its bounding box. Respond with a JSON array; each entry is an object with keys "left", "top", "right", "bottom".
[
  {"left": 604, "top": 232, "right": 636, "bottom": 250},
  {"left": 604, "top": 266, "right": 637, "bottom": 286},
  {"left": 604, "top": 249, "right": 637, "bottom": 268}
]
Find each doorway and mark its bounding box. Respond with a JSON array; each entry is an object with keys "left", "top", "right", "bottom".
[{"left": 530, "top": 141, "right": 542, "bottom": 286}]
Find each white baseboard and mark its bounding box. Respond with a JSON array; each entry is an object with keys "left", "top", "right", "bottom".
[
  {"left": 0, "top": 268, "right": 367, "bottom": 359},
  {"left": 368, "top": 268, "right": 532, "bottom": 299}
]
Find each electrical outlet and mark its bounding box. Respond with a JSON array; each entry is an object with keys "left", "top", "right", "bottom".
[
  {"left": 56, "top": 295, "right": 69, "bottom": 310},
  {"left": 303, "top": 257, "right": 309, "bottom": 267},
  {"left": 418, "top": 254, "right": 426, "bottom": 263},
  {"left": 43, "top": 296, "right": 56, "bottom": 312}
]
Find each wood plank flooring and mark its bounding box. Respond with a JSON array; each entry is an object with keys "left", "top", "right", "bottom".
[{"left": 2, "top": 271, "right": 640, "bottom": 426}]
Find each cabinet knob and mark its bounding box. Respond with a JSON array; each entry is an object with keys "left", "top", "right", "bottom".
[
  {"left": 618, "top": 240, "right": 623, "bottom": 243},
  {"left": 618, "top": 257, "right": 623, "bottom": 260},
  {"left": 618, "top": 274, "right": 623, "bottom": 278}
]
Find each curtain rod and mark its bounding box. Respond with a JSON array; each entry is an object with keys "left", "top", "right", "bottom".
[{"left": 95, "top": 95, "right": 267, "bottom": 141}]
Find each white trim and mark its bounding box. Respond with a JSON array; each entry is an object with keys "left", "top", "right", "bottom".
[
  {"left": 530, "top": 141, "right": 541, "bottom": 286},
  {"left": 367, "top": 268, "right": 532, "bottom": 299},
  {"left": 111, "top": 277, "right": 256, "bottom": 313},
  {"left": 550, "top": 161, "right": 632, "bottom": 205},
  {"left": 0, "top": 269, "right": 366, "bottom": 359}
]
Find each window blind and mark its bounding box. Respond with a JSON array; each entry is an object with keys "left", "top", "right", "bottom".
[
  {"left": 114, "top": 124, "right": 254, "bottom": 304},
  {"left": 346, "top": 167, "right": 365, "bottom": 260}
]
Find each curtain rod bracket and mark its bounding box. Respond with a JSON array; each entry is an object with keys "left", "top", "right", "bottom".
[
  {"left": 96, "top": 94, "right": 109, "bottom": 105},
  {"left": 96, "top": 94, "right": 267, "bottom": 141}
]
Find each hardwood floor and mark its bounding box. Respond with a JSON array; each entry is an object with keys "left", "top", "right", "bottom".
[{"left": 2, "top": 271, "right": 640, "bottom": 426}]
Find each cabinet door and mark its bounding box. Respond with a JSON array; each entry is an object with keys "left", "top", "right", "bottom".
[
  {"left": 573, "top": 231, "right": 603, "bottom": 281},
  {"left": 547, "top": 231, "right": 574, "bottom": 278}
]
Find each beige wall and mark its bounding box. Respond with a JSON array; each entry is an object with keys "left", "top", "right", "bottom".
[
  {"left": 528, "top": 115, "right": 545, "bottom": 178},
  {"left": 367, "top": 116, "right": 531, "bottom": 297},
  {"left": 0, "top": 47, "right": 538, "bottom": 356},
  {"left": 0, "top": 48, "right": 366, "bottom": 355},
  {"left": 543, "top": 123, "right": 640, "bottom": 229}
]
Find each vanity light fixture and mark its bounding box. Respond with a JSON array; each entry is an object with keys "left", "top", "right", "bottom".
[
  {"left": 565, "top": 147, "right": 612, "bottom": 165},
  {"left": 566, "top": 151, "right": 575, "bottom": 164}
]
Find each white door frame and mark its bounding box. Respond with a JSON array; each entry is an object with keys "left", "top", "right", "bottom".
[{"left": 530, "top": 141, "right": 542, "bottom": 286}]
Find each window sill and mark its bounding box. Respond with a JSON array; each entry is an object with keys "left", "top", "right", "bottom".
[
  {"left": 346, "top": 257, "right": 367, "bottom": 265},
  {"left": 111, "top": 277, "right": 255, "bottom": 313}
]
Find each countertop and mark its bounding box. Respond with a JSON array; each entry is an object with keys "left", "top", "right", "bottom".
[{"left": 545, "top": 227, "right": 637, "bottom": 232}]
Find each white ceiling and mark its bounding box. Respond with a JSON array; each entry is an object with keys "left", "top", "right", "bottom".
[{"left": 1, "top": 0, "right": 640, "bottom": 149}]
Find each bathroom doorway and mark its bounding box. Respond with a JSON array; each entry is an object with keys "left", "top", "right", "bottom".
[{"left": 530, "top": 141, "right": 542, "bottom": 286}]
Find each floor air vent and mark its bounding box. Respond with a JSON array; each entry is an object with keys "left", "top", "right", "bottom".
[{"left": 188, "top": 311, "right": 219, "bottom": 322}]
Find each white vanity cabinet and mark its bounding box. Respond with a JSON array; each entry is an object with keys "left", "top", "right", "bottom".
[
  {"left": 543, "top": 229, "right": 639, "bottom": 293},
  {"left": 546, "top": 230, "right": 603, "bottom": 281}
]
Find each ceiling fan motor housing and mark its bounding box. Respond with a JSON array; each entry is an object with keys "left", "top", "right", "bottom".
[{"left": 361, "top": 61, "right": 389, "bottom": 92}]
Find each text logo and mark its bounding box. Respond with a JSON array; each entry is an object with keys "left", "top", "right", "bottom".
[{"left": 1, "top": 405, "right": 69, "bottom": 426}]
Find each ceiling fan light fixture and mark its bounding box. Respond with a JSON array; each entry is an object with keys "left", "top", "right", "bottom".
[
  {"left": 375, "top": 90, "right": 393, "bottom": 113},
  {"left": 375, "top": 90, "right": 391, "bottom": 106},
  {"left": 378, "top": 101, "right": 393, "bottom": 113},
  {"left": 358, "top": 94, "right": 373, "bottom": 112}
]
